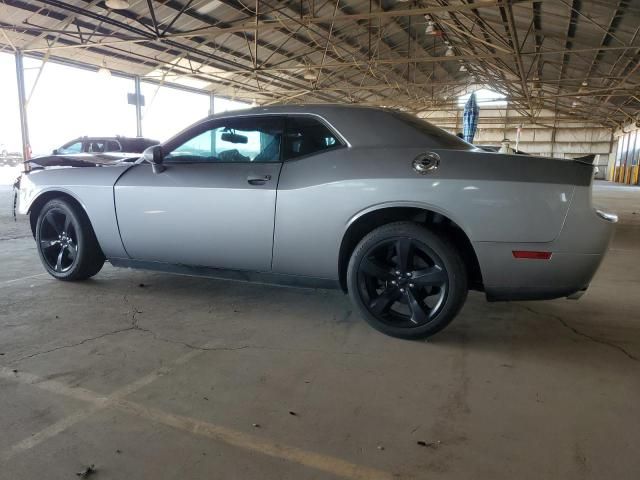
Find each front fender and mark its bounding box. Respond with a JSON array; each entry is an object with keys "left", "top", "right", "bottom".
[
  {"left": 18, "top": 181, "right": 84, "bottom": 216},
  {"left": 16, "top": 166, "right": 132, "bottom": 258}
]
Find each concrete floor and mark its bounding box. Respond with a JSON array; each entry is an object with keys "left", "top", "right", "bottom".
[{"left": 0, "top": 182, "right": 638, "bottom": 479}]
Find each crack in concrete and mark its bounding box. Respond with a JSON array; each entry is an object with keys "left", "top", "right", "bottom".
[
  {"left": 0, "top": 235, "right": 32, "bottom": 241},
  {"left": 122, "top": 295, "right": 254, "bottom": 352},
  {"left": 522, "top": 305, "right": 638, "bottom": 362},
  {"left": 8, "top": 301, "right": 252, "bottom": 364},
  {"left": 8, "top": 324, "right": 253, "bottom": 364},
  {"left": 6, "top": 296, "right": 363, "bottom": 364},
  {"left": 133, "top": 322, "right": 253, "bottom": 353},
  {"left": 10, "top": 326, "right": 140, "bottom": 363}
]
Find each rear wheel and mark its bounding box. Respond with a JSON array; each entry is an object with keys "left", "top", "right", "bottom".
[
  {"left": 347, "top": 222, "right": 468, "bottom": 339},
  {"left": 35, "top": 198, "right": 105, "bottom": 281}
]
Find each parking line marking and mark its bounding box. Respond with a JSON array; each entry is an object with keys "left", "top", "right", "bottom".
[
  {"left": 0, "top": 404, "right": 105, "bottom": 463},
  {"left": 0, "top": 349, "right": 202, "bottom": 463},
  {"left": 0, "top": 362, "right": 394, "bottom": 480},
  {"left": 0, "top": 273, "right": 47, "bottom": 287},
  {"left": 115, "top": 399, "right": 393, "bottom": 480}
]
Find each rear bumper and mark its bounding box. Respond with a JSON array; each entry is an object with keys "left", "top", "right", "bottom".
[
  {"left": 474, "top": 198, "right": 616, "bottom": 302},
  {"left": 479, "top": 250, "right": 608, "bottom": 301}
]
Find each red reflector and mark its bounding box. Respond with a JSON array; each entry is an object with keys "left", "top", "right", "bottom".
[{"left": 512, "top": 250, "right": 552, "bottom": 260}]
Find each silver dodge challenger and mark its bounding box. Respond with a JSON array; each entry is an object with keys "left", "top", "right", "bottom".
[{"left": 16, "top": 105, "right": 617, "bottom": 338}]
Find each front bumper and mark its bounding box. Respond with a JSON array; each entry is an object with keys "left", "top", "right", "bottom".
[
  {"left": 11, "top": 175, "right": 22, "bottom": 220},
  {"left": 14, "top": 172, "right": 36, "bottom": 216}
]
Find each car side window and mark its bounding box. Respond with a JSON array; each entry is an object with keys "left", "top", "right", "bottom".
[
  {"left": 105, "top": 140, "right": 121, "bottom": 152},
  {"left": 58, "top": 142, "right": 82, "bottom": 154},
  {"left": 87, "top": 141, "right": 106, "bottom": 153},
  {"left": 284, "top": 116, "right": 343, "bottom": 160},
  {"left": 165, "top": 117, "right": 284, "bottom": 163}
]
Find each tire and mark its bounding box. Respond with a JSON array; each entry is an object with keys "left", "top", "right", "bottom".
[
  {"left": 35, "top": 198, "right": 105, "bottom": 281},
  {"left": 347, "top": 222, "right": 468, "bottom": 339}
]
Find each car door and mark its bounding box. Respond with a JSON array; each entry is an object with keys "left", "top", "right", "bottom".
[
  {"left": 271, "top": 115, "right": 348, "bottom": 278},
  {"left": 114, "top": 115, "right": 284, "bottom": 271}
]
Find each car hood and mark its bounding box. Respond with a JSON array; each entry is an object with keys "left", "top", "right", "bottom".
[{"left": 27, "top": 152, "right": 141, "bottom": 168}]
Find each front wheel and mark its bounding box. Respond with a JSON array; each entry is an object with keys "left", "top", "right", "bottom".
[
  {"left": 347, "top": 222, "right": 468, "bottom": 339},
  {"left": 35, "top": 198, "right": 105, "bottom": 281}
]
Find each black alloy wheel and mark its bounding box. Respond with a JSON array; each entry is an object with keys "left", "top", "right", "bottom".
[
  {"left": 358, "top": 237, "right": 448, "bottom": 328},
  {"left": 39, "top": 208, "right": 78, "bottom": 273},
  {"left": 35, "top": 198, "right": 105, "bottom": 280},
  {"left": 348, "top": 222, "right": 468, "bottom": 339}
]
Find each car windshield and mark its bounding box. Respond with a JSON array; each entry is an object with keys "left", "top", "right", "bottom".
[
  {"left": 57, "top": 141, "right": 82, "bottom": 154},
  {"left": 392, "top": 112, "right": 473, "bottom": 149}
]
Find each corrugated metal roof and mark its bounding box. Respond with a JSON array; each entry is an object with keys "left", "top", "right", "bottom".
[{"left": 0, "top": 0, "right": 638, "bottom": 126}]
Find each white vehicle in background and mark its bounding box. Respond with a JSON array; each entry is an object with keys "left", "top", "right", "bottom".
[{"left": 1, "top": 144, "right": 23, "bottom": 167}]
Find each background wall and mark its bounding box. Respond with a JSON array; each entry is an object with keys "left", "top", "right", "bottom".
[
  {"left": 610, "top": 123, "right": 640, "bottom": 185},
  {"left": 421, "top": 105, "right": 614, "bottom": 179}
]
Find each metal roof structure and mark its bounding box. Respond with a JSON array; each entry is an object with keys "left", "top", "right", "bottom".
[{"left": 1, "top": 0, "right": 639, "bottom": 128}]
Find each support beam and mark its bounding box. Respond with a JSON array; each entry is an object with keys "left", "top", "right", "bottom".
[
  {"left": 178, "top": 0, "right": 522, "bottom": 37},
  {"left": 134, "top": 75, "right": 143, "bottom": 137},
  {"left": 14, "top": 51, "right": 31, "bottom": 169},
  {"left": 505, "top": 2, "right": 532, "bottom": 113},
  {"left": 1, "top": 0, "right": 636, "bottom": 127},
  {"left": 146, "top": 0, "right": 160, "bottom": 37}
]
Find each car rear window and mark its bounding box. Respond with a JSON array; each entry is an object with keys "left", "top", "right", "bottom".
[
  {"left": 284, "top": 116, "right": 343, "bottom": 160},
  {"left": 391, "top": 112, "right": 473, "bottom": 149}
]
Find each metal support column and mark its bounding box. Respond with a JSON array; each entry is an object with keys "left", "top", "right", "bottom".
[
  {"left": 14, "top": 51, "right": 31, "bottom": 170},
  {"left": 209, "top": 92, "right": 215, "bottom": 153},
  {"left": 134, "top": 75, "right": 143, "bottom": 137}
]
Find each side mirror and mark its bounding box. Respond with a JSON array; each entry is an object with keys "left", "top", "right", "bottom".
[
  {"left": 143, "top": 145, "right": 165, "bottom": 174},
  {"left": 52, "top": 149, "right": 59, "bottom": 155}
]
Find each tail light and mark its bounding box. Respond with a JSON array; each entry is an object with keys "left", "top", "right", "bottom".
[{"left": 512, "top": 250, "right": 552, "bottom": 260}]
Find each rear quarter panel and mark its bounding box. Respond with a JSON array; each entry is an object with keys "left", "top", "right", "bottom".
[{"left": 272, "top": 148, "right": 575, "bottom": 280}]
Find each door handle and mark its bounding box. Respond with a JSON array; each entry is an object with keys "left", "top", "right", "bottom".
[{"left": 247, "top": 174, "right": 272, "bottom": 185}]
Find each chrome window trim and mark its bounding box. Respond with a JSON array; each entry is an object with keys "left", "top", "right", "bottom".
[
  {"left": 194, "top": 111, "right": 352, "bottom": 148},
  {"left": 281, "top": 114, "right": 348, "bottom": 162},
  {"left": 163, "top": 115, "right": 286, "bottom": 165},
  {"left": 283, "top": 112, "right": 351, "bottom": 149}
]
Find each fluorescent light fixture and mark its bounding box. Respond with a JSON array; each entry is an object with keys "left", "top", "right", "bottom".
[
  {"left": 97, "top": 59, "right": 111, "bottom": 77},
  {"left": 425, "top": 21, "right": 435, "bottom": 35},
  {"left": 425, "top": 19, "right": 441, "bottom": 36},
  {"left": 105, "top": 0, "right": 130, "bottom": 10},
  {"left": 197, "top": 0, "right": 222, "bottom": 15}
]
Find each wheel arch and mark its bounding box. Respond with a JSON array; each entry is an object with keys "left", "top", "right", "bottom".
[
  {"left": 28, "top": 189, "right": 90, "bottom": 238},
  {"left": 338, "top": 204, "right": 483, "bottom": 293}
]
